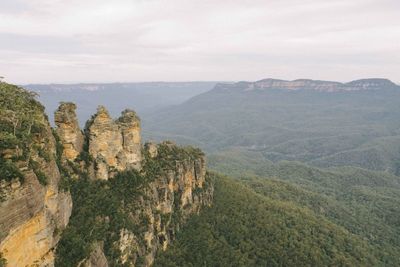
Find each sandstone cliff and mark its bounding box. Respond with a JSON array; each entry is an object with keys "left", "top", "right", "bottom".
[
  {"left": 85, "top": 106, "right": 142, "bottom": 180},
  {"left": 53, "top": 105, "right": 213, "bottom": 266},
  {"left": 114, "top": 142, "right": 213, "bottom": 266},
  {"left": 0, "top": 84, "right": 213, "bottom": 267},
  {"left": 54, "top": 102, "right": 84, "bottom": 161},
  {"left": 0, "top": 83, "right": 72, "bottom": 267}
]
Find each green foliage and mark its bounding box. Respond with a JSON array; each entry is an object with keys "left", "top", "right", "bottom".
[
  {"left": 35, "top": 170, "right": 48, "bottom": 185},
  {"left": 29, "top": 159, "right": 48, "bottom": 185},
  {"left": 155, "top": 173, "right": 378, "bottom": 267},
  {"left": 142, "top": 142, "right": 204, "bottom": 179},
  {"left": 0, "top": 157, "right": 24, "bottom": 183},
  {"left": 37, "top": 146, "right": 51, "bottom": 162},
  {"left": 0, "top": 82, "right": 49, "bottom": 186},
  {"left": 52, "top": 129, "right": 73, "bottom": 191},
  {"left": 55, "top": 171, "right": 145, "bottom": 266},
  {"left": 75, "top": 151, "right": 93, "bottom": 166},
  {"left": 144, "top": 85, "right": 400, "bottom": 173},
  {"left": 210, "top": 157, "right": 400, "bottom": 265},
  {"left": 55, "top": 141, "right": 206, "bottom": 266},
  {"left": 0, "top": 253, "right": 7, "bottom": 267}
]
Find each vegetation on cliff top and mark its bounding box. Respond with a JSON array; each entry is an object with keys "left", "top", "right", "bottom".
[
  {"left": 55, "top": 141, "right": 209, "bottom": 267},
  {"left": 0, "top": 82, "right": 50, "bottom": 197},
  {"left": 55, "top": 169, "right": 146, "bottom": 267}
]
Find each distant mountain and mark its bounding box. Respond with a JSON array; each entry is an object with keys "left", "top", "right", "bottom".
[
  {"left": 215, "top": 78, "right": 399, "bottom": 92},
  {"left": 143, "top": 78, "right": 400, "bottom": 173},
  {"left": 24, "top": 82, "right": 217, "bottom": 126}
]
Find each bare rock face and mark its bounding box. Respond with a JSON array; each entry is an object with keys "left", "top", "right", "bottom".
[
  {"left": 115, "top": 143, "right": 213, "bottom": 266},
  {"left": 54, "top": 102, "right": 84, "bottom": 161},
  {"left": 0, "top": 106, "right": 72, "bottom": 267},
  {"left": 79, "top": 242, "right": 109, "bottom": 267},
  {"left": 116, "top": 109, "right": 142, "bottom": 171},
  {"left": 87, "top": 106, "right": 142, "bottom": 180},
  {"left": 144, "top": 142, "right": 158, "bottom": 158}
]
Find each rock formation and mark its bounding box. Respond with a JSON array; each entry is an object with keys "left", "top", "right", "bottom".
[
  {"left": 144, "top": 142, "right": 158, "bottom": 158},
  {"left": 86, "top": 106, "right": 142, "bottom": 180},
  {"left": 0, "top": 84, "right": 213, "bottom": 267},
  {"left": 79, "top": 242, "right": 109, "bottom": 267},
  {"left": 54, "top": 105, "right": 143, "bottom": 180},
  {"left": 0, "top": 84, "right": 72, "bottom": 266},
  {"left": 115, "top": 143, "right": 213, "bottom": 266},
  {"left": 54, "top": 102, "right": 84, "bottom": 161}
]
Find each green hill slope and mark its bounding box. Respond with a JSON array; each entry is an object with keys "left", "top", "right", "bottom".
[
  {"left": 143, "top": 79, "right": 400, "bottom": 173},
  {"left": 154, "top": 173, "right": 386, "bottom": 267},
  {"left": 209, "top": 156, "right": 400, "bottom": 265}
]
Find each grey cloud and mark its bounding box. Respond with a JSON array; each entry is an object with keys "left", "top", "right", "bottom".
[
  {"left": 0, "top": 0, "right": 399, "bottom": 84},
  {"left": 0, "top": 33, "right": 87, "bottom": 54}
]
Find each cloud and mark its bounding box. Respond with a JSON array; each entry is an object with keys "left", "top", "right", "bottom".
[{"left": 0, "top": 0, "right": 399, "bottom": 83}]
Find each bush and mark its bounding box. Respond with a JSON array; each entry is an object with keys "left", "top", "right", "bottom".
[
  {"left": 0, "top": 158, "right": 24, "bottom": 183},
  {"left": 0, "top": 253, "right": 7, "bottom": 267}
]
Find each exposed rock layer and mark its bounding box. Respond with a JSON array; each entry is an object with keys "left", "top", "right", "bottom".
[
  {"left": 215, "top": 78, "right": 399, "bottom": 92},
  {"left": 116, "top": 147, "right": 213, "bottom": 266},
  {"left": 87, "top": 106, "right": 142, "bottom": 180},
  {"left": 1, "top": 94, "right": 212, "bottom": 267},
  {"left": 0, "top": 101, "right": 72, "bottom": 267},
  {"left": 54, "top": 102, "right": 84, "bottom": 161}
]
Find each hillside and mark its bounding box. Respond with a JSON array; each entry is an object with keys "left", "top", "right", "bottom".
[
  {"left": 155, "top": 173, "right": 391, "bottom": 266},
  {"left": 2, "top": 80, "right": 400, "bottom": 266},
  {"left": 143, "top": 78, "right": 400, "bottom": 173},
  {"left": 0, "top": 82, "right": 72, "bottom": 266}
]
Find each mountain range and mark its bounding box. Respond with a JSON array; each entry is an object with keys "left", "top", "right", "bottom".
[
  {"left": 2, "top": 78, "right": 400, "bottom": 266},
  {"left": 143, "top": 78, "right": 400, "bottom": 174}
]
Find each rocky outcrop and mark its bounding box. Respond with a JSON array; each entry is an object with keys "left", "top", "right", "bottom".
[
  {"left": 54, "top": 104, "right": 142, "bottom": 180},
  {"left": 79, "top": 242, "right": 108, "bottom": 267},
  {"left": 215, "top": 78, "right": 399, "bottom": 92},
  {"left": 144, "top": 142, "right": 158, "bottom": 158},
  {"left": 54, "top": 102, "right": 84, "bottom": 161},
  {"left": 86, "top": 106, "right": 142, "bottom": 180},
  {"left": 51, "top": 102, "right": 213, "bottom": 266},
  {"left": 0, "top": 86, "right": 72, "bottom": 267},
  {"left": 115, "top": 143, "right": 213, "bottom": 266},
  {"left": 0, "top": 85, "right": 213, "bottom": 267}
]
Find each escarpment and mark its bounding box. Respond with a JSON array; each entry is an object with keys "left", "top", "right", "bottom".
[
  {"left": 0, "top": 83, "right": 72, "bottom": 266},
  {"left": 53, "top": 105, "right": 214, "bottom": 266},
  {"left": 0, "top": 83, "right": 213, "bottom": 267},
  {"left": 214, "top": 78, "right": 399, "bottom": 92}
]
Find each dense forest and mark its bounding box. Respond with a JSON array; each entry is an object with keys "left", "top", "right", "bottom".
[
  {"left": 143, "top": 81, "right": 400, "bottom": 174},
  {"left": 147, "top": 80, "right": 400, "bottom": 266},
  {"left": 155, "top": 173, "right": 399, "bottom": 266},
  {"left": 3, "top": 80, "right": 399, "bottom": 266}
]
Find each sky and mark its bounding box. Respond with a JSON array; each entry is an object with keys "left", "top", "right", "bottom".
[{"left": 0, "top": 0, "right": 399, "bottom": 84}]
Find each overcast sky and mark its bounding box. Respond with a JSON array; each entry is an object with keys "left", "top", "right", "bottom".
[{"left": 0, "top": 0, "right": 399, "bottom": 84}]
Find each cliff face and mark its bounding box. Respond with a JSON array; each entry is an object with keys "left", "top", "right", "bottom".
[
  {"left": 54, "top": 102, "right": 84, "bottom": 161},
  {"left": 215, "top": 78, "right": 399, "bottom": 92},
  {"left": 0, "top": 84, "right": 213, "bottom": 267},
  {"left": 0, "top": 83, "right": 72, "bottom": 267},
  {"left": 115, "top": 144, "right": 213, "bottom": 266},
  {"left": 86, "top": 106, "right": 142, "bottom": 180},
  {"left": 53, "top": 105, "right": 213, "bottom": 267}
]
